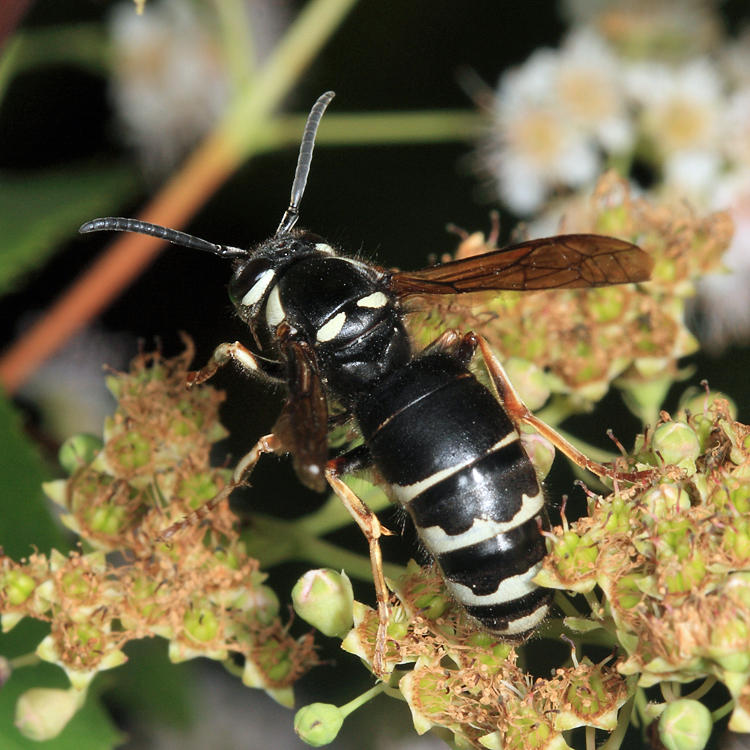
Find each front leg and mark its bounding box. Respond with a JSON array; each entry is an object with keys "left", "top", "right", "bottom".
[
  {"left": 476, "top": 335, "right": 653, "bottom": 483},
  {"left": 186, "top": 341, "right": 261, "bottom": 386},
  {"left": 158, "top": 433, "right": 282, "bottom": 541},
  {"left": 325, "top": 447, "right": 393, "bottom": 678}
]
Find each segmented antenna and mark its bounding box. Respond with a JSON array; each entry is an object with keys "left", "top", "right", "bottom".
[
  {"left": 78, "top": 217, "right": 247, "bottom": 259},
  {"left": 276, "top": 90, "right": 336, "bottom": 236}
]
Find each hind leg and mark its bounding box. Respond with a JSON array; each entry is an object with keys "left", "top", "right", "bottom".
[{"left": 475, "top": 335, "right": 652, "bottom": 483}]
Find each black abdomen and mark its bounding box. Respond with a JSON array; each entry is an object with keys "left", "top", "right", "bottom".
[{"left": 355, "top": 353, "right": 552, "bottom": 637}]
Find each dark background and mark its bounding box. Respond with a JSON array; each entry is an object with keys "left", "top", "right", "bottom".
[{"left": 1, "top": 1, "right": 749, "bottom": 747}]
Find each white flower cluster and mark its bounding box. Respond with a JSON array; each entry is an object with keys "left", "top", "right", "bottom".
[
  {"left": 487, "top": 30, "right": 633, "bottom": 215},
  {"left": 108, "top": 0, "right": 285, "bottom": 174},
  {"left": 486, "top": 28, "right": 749, "bottom": 215},
  {"left": 483, "top": 12, "right": 750, "bottom": 351}
]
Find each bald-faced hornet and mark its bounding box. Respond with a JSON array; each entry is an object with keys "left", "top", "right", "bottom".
[{"left": 80, "top": 91, "right": 652, "bottom": 673}]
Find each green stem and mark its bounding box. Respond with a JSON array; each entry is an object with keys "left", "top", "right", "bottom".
[
  {"left": 214, "top": 0, "right": 257, "bottom": 91},
  {"left": 600, "top": 695, "right": 634, "bottom": 750},
  {"left": 535, "top": 396, "right": 580, "bottom": 428},
  {"left": 711, "top": 698, "right": 734, "bottom": 723},
  {"left": 296, "top": 486, "right": 392, "bottom": 537},
  {"left": 582, "top": 589, "right": 601, "bottom": 616},
  {"left": 218, "top": 0, "right": 359, "bottom": 155},
  {"left": 554, "top": 591, "right": 581, "bottom": 618},
  {"left": 9, "top": 652, "right": 40, "bottom": 669},
  {"left": 253, "top": 110, "right": 482, "bottom": 150},
  {"left": 244, "top": 513, "right": 405, "bottom": 580},
  {"left": 298, "top": 534, "right": 406, "bottom": 581},
  {"left": 683, "top": 676, "right": 716, "bottom": 702},
  {"left": 632, "top": 687, "right": 648, "bottom": 730},
  {"left": 339, "top": 681, "right": 388, "bottom": 717},
  {"left": 555, "top": 428, "right": 620, "bottom": 466},
  {"left": 585, "top": 725, "right": 595, "bottom": 750}
]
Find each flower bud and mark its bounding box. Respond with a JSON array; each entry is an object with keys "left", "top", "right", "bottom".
[
  {"left": 658, "top": 699, "right": 712, "bottom": 750},
  {"left": 651, "top": 421, "right": 700, "bottom": 474},
  {"left": 294, "top": 702, "right": 345, "bottom": 746},
  {"left": 15, "top": 687, "right": 83, "bottom": 741},
  {"left": 59, "top": 434, "right": 103, "bottom": 474},
  {"left": 292, "top": 569, "right": 354, "bottom": 638}
]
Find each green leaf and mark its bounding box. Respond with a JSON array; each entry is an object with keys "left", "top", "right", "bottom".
[
  {"left": 0, "top": 662, "right": 123, "bottom": 750},
  {"left": 110, "top": 639, "right": 193, "bottom": 728},
  {"left": 0, "top": 26, "right": 110, "bottom": 104},
  {"left": 0, "top": 393, "right": 64, "bottom": 557},
  {"left": 0, "top": 165, "right": 139, "bottom": 296}
]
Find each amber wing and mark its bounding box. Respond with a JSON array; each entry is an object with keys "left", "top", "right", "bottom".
[
  {"left": 390, "top": 234, "right": 653, "bottom": 295},
  {"left": 272, "top": 337, "right": 329, "bottom": 492}
]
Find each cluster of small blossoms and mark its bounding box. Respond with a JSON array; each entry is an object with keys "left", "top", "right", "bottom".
[
  {"left": 108, "top": 0, "right": 285, "bottom": 172},
  {"left": 481, "top": 2, "right": 750, "bottom": 350},
  {"left": 0, "top": 345, "right": 316, "bottom": 740},
  {"left": 539, "top": 390, "right": 750, "bottom": 738},
  {"left": 483, "top": 10, "right": 748, "bottom": 215},
  {"left": 409, "top": 174, "right": 732, "bottom": 425},
  {"left": 291, "top": 389, "right": 750, "bottom": 748},
  {"left": 294, "top": 563, "right": 628, "bottom": 750}
]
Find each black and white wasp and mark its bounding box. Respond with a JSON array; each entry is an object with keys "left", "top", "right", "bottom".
[{"left": 80, "top": 91, "right": 653, "bottom": 673}]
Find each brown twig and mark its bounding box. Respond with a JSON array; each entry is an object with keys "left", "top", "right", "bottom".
[{"left": 0, "top": 132, "right": 239, "bottom": 394}]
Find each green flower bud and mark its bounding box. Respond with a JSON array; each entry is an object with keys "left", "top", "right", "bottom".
[
  {"left": 520, "top": 432, "right": 556, "bottom": 481},
  {"left": 59, "top": 434, "right": 103, "bottom": 474},
  {"left": 294, "top": 702, "right": 345, "bottom": 746},
  {"left": 107, "top": 431, "right": 152, "bottom": 472},
  {"left": 183, "top": 607, "right": 219, "bottom": 642},
  {"left": 15, "top": 687, "right": 83, "bottom": 741},
  {"left": 292, "top": 570, "right": 354, "bottom": 638},
  {"left": 503, "top": 358, "right": 550, "bottom": 411},
  {"left": 658, "top": 699, "right": 712, "bottom": 750},
  {"left": 651, "top": 422, "right": 700, "bottom": 474},
  {"left": 3, "top": 569, "right": 36, "bottom": 605}
]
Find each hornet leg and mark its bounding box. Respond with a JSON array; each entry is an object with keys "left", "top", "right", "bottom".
[
  {"left": 186, "top": 341, "right": 261, "bottom": 386},
  {"left": 325, "top": 447, "right": 393, "bottom": 678},
  {"left": 158, "top": 433, "right": 282, "bottom": 541},
  {"left": 475, "top": 335, "right": 652, "bottom": 483}
]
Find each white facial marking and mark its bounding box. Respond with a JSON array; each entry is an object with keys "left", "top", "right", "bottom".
[
  {"left": 241, "top": 269, "right": 275, "bottom": 307},
  {"left": 418, "top": 491, "right": 545, "bottom": 554},
  {"left": 316, "top": 311, "right": 347, "bottom": 342},
  {"left": 445, "top": 562, "right": 542, "bottom": 607},
  {"left": 315, "top": 243, "right": 335, "bottom": 254},
  {"left": 356, "top": 291, "right": 388, "bottom": 309},
  {"left": 265, "top": 285, "right": 285, "bottom": 327}
]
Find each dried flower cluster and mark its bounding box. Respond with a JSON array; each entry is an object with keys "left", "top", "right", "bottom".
[
  {"left": 337, "top": 561, "right": 630, "bottom": 750},
  {"left": 323, "top": 390, "right": 750, "bottom": 749},
  {"left": 410, "top": 174, "right": 732, "bottom": 425},
  {"left": 0, "top": 344, "right": 316, "bottom": 739},
  {"left": 541, "top": 392, "right": 750, "bottom": 731}
]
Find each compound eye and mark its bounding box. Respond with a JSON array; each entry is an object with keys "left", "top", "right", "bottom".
[{"left": 229, "top": 259, "right": 276, "bottom": 309}]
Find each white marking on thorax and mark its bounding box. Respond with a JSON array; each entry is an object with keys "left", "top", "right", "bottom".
[
  {"left": 241, "top": 269, "right": 275, "bottom": 307},
  {"left": 356, "top": 291, "right": 388, "bottom": 308},
  {"left": 445, "top": 562, "right": 542, "bottom": 606},
  {"left": 265, "top": 285, "right": 285, "bottom": 327},
  {"left": 315, "top": 243, "right": 335, "bottom": 255},
  {"left": 418, "top": 490, "right": 545, "bottom": 554},
  {"left": 316, "top": 311, "right": 347, "bottom": 342},
  {"left": 391, "top": 432, "right": 520, "bottom": 504}
]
